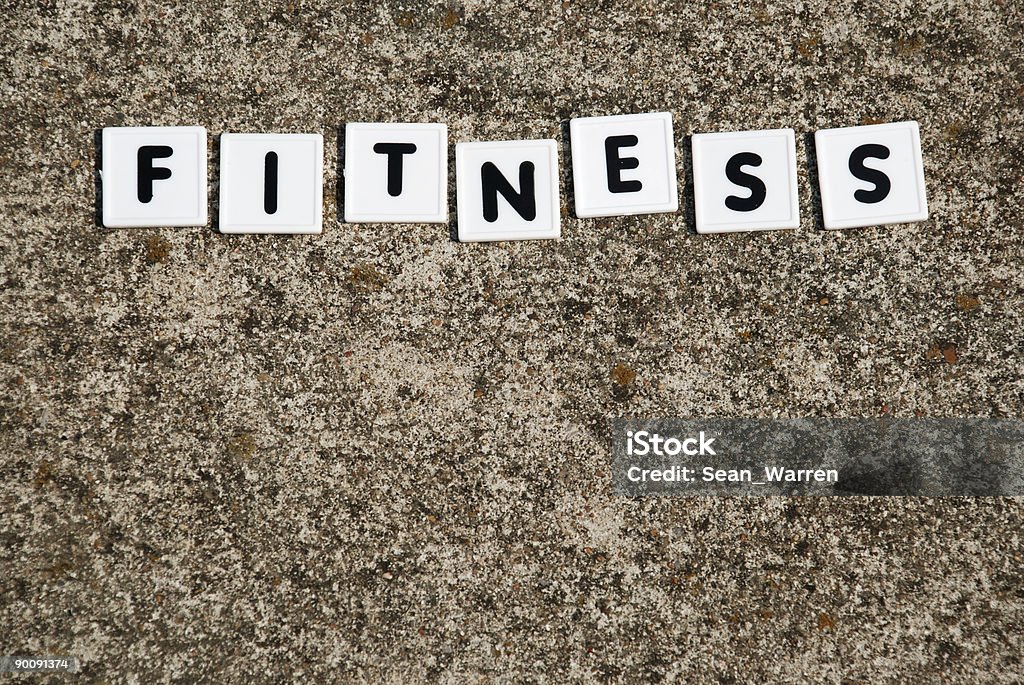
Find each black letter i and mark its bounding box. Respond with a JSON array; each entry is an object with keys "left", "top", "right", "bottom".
[{"left": 264, "top": 151, "right": 278, "bottom": 214}]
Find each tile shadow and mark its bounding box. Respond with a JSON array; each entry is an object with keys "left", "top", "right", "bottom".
[
  {"left": 93, "top": 129, "right": 103, "bottom": 228},
  {"left": 803, "top": 131, "right": 826, "bottom": 231}
]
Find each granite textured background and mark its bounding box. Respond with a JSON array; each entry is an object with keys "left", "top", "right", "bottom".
[{"left": 2, "top": 0, "right": 1023, "bottom": 682}]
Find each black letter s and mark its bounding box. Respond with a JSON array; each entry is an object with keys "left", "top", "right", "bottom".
[
  {"left": 724, "top": 152, "right": 766, "bottom": 212},
  {"left": 848, "top": 144, "right": 891, "bottom": 204}
]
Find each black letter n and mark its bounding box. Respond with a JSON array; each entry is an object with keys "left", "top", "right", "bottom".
[{"left": 481, "top": 161, "right": 536, "bottom": 222}]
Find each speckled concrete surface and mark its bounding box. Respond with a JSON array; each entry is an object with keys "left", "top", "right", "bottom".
[{"left": 2, "top": 1, "right": 1023, "bottom": 682}]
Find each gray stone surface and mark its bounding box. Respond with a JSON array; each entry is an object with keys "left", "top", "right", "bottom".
[{"left": 2, "top": 0, "right": 1023, "bottom": 682}]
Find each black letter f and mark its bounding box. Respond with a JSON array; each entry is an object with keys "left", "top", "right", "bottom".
[{"left": 137, "top": 145, "right": 173, "bottom": 203}]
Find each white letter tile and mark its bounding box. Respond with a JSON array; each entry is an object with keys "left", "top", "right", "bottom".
[
  {"left": 569, "top": 112, "right": 678, "bottom": 218},
  {"left": 344, "top": 123, "right": 447, "bottom": 223},
  {"left": 815, "top": 121, "right": 928, "bottom": 230},
  {"left": 455, "top": 140, "right": 560, "bottom": 242},
  {"left": 692, "top": 128, "right": 799, "bottom": 234},
  {"left": 101, "top": 126, "right": 207, "bottom": 228},
  {"left": 219, "top": 133, "right": 323, "bottom": 234}
]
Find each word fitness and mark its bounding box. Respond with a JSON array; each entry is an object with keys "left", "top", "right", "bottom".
[{"left": 99, "top": 113, "right": 928, "bottom": 240}]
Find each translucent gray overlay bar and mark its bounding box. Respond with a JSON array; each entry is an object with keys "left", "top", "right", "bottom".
[{"left": 612, "top": 419, "right": 1024, "bottom": 496}]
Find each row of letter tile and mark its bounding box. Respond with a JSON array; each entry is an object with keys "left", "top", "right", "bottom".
[{"left": 100, "top": 115, "right": 928, "bottom": 239}]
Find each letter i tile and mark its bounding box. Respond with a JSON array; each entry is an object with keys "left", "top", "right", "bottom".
[{"left": 219, "top": 133, "right": 324, "bottom": 234}]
